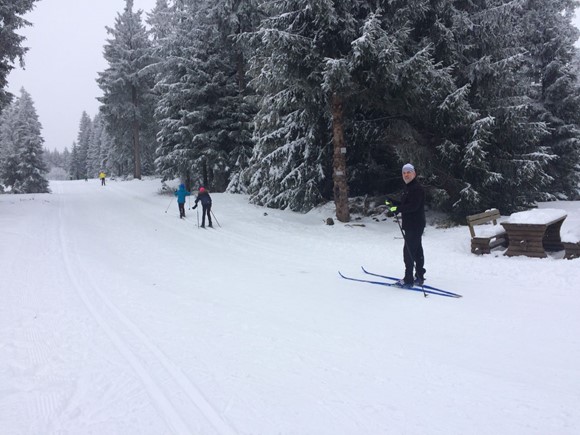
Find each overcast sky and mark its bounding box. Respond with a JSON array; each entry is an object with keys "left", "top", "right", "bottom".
[
  {"left": 6, "top": 3, "right": 580, "bottom": 153},
  {"left": 7, "top": 0, "right": 157, "bottom": 152}
]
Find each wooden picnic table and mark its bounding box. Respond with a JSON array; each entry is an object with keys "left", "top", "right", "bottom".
[{"left": 501, "top": 209, "right": 567, "bottom": 258}]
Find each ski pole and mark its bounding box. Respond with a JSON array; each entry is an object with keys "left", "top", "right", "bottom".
[
  {"left": 211, "top": 210, "right": 221, "bottom": 227},
  {"left": 393, "top": 213, "right": 427, "bottom": 298},
  {"left": 164, "top": 197, "right": 174, "bottom": 213}
]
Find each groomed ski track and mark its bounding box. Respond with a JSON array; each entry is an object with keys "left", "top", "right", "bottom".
[{"left": 54, "top": 182, "right": 237, "bottom": 435}]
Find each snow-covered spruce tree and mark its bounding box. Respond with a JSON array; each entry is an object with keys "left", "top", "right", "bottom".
[
  {"left": 518, "top": 0, "right": 580, "bottom": 200},
  {"left": 152, "top": 0, "right": 203, "bottom": 188},
  {"left": 340, "top": 2, "right": 472, "bottom": 205},
  {"left": 0, "top": 101, "right": 19, "bottom": 188},
  {"left": 145, "top": 0, "right": 175, "bottom": 181},
  {"left": 388, "top": 0, "right": 493, "bottom": 216},
  {"left": 73, "top": 111, "right": 92, "bottom": 179},
  {"left": 154, "top": 0, "right": 259, "bottom": 191},
  {"left": 0, "top": 0, "right": 38, "bottom": 111},
  {"left": 1, "top": 88, "right": 49, "bottom": 193},
  {"left": 60, "top": 148, "right": 71, "bottom": 173},
  {"left": 94, "top": 121, "right": 116, "bottom": 177},
  {"left": 68, "top": 142, "right": 81, "bottom": 180},
  {"left": 211, "top": 0, "right": 262, "bottom": 193},
  {"left": 417, "top": 0, "right": 557, "bottom": 216},
  {"left": 241, "top": 0, "right": 369, "bottom": 218},
  {"left": 147, "top": 0, "right": 173, "bottom": 44},
  {"left": 97, "top": 0, "right": 157, "bottom": 179},
  {"left": 241, "top": 1, "right": 460, "bottom": 219},
  {"left": 86, "top": 113, "right": 108, "bottom": 177}
]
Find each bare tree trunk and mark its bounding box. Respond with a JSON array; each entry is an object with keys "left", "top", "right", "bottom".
[
  {"left": 131, "top": 85, "right": 142, "bottom": 180},
  {"left": 331, "top": 93, "right": 350, "bottom": 222},
  {"left": 236, "top": 50, "right": 245, "bottom": 93}
]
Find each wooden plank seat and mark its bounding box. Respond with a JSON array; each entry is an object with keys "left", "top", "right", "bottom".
[
  {"left": 466, "top": 208, "right": 508, "bottom": 255},
  {"left": 563, "top": 242, "right": 580, "bottom": 260}
]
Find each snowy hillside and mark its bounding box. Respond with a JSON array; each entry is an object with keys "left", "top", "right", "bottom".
[{"left": 1, "top": 178, "right": 579, "bottom": 435}]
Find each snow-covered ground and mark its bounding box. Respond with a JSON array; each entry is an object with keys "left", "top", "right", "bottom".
[{"left": 1, "top": 178, "right": 579, "bottom": 435}]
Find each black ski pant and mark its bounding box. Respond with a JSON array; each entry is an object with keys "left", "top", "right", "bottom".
[
  {"left": 403, "top": 227, "right": 425, "bottom": 282},
  {"left": 201, "top": 204, "right": 212, "bottom": 227},
  {"left": 178, "top": 202, "right": 185, "bottom": 218}
]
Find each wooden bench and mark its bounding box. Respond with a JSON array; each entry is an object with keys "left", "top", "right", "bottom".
[{"left": 466, "top": 208, "right": 508, "bottom": 255}]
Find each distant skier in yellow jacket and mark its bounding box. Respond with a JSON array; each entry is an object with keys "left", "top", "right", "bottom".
[{"left": 99, "top": 171, "right": 106, "bottom": 186}]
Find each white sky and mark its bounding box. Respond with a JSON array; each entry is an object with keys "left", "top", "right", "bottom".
[
  {"left": 7, "top": 0, "right": 157, "bottom": 152},
  {"left": 6, "top": 3, "right": 580, "bottom": 153}
]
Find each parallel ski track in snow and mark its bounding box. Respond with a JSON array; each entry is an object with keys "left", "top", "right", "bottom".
[{"left": 54, "top": 183, "right": 237, "bottom": 435}]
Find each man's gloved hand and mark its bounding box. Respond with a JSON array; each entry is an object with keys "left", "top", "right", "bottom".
[
  {"left": 385, "top": 200, "right": 397, "bottom": 212},
  {"left": 192, "top": 205, "right": 197, "bottom": 209}
]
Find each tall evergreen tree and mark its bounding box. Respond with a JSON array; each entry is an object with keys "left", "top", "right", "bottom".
[
  {"left": 241, "top": 0, "right": 366, "bottom": 217},
  {"left": 81, "top": 112, "right": 115, "bottom": 178},
  {"left": 154, "top": 0, "right": 260, "bottom": 191},
  {"left": 0, "top": 101, "right": 19, "bottom": 188},
  {"left": 0, "top": 88, "right": 49, "bottom": 193},
  {"left": 153, "top": 0, "right": 201, "bottom": 187},
  {"left": 87, "top": 113, "right": 106, "bottom": 177},
  {"left": 147, "top": 0, "right": 174, "bottom": 44},
  {"left": 68, "top": 142, "right": 82, "bottom": 180},
  {"left": 241, "top": 0, "right": 460, "bottom": 219},
  {"left": 74, "top": 111, "right": 92, "bottom": 179},
  {"left": 0, "top": 0, "right": 38, "bottom": 111},
  {"left": 519, "top": 0, "right": 580, "bottom": 199},
  {"left": 399, "top": 0, "right": 564, "bottom": 216},
  {"left": 463, "top": 0, "right": 553, "bottom": 214},
  {"left": 97, "top": 0, "right": 157, "bottom": 179}
]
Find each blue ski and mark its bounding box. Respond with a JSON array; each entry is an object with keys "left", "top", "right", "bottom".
[
  {"left": 360, "top": 266, "right": 461, "bottom": 297},
  {"left": 338, "top": 272, "right": 461, "bottom": 298}
]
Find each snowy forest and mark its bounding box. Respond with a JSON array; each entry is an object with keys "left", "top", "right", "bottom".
[
  {"left": 0, "top": 1, "right": 49, "bottom": 194},
  {"left": 2, "top": 0, "right": 580, "bottom": 221}
]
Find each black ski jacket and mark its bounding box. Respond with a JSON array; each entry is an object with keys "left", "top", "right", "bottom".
[
  {"left": 194, "top": 191, "right": 212, "bottom": 207},
  {"left": 391, "top": 178, "right": 425, "bottom": 231}
]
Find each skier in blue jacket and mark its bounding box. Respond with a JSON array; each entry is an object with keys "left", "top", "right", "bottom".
[
  {"left": 192, "top": 187, "right": 212, "bottom": 228},
  {"left": 174, "top": 184, "right": 191, "bottom": 219}
]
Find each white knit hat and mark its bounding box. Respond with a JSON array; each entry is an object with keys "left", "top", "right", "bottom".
[{"left": 402, "top": 163, "right": 415, "bottom": 172}]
